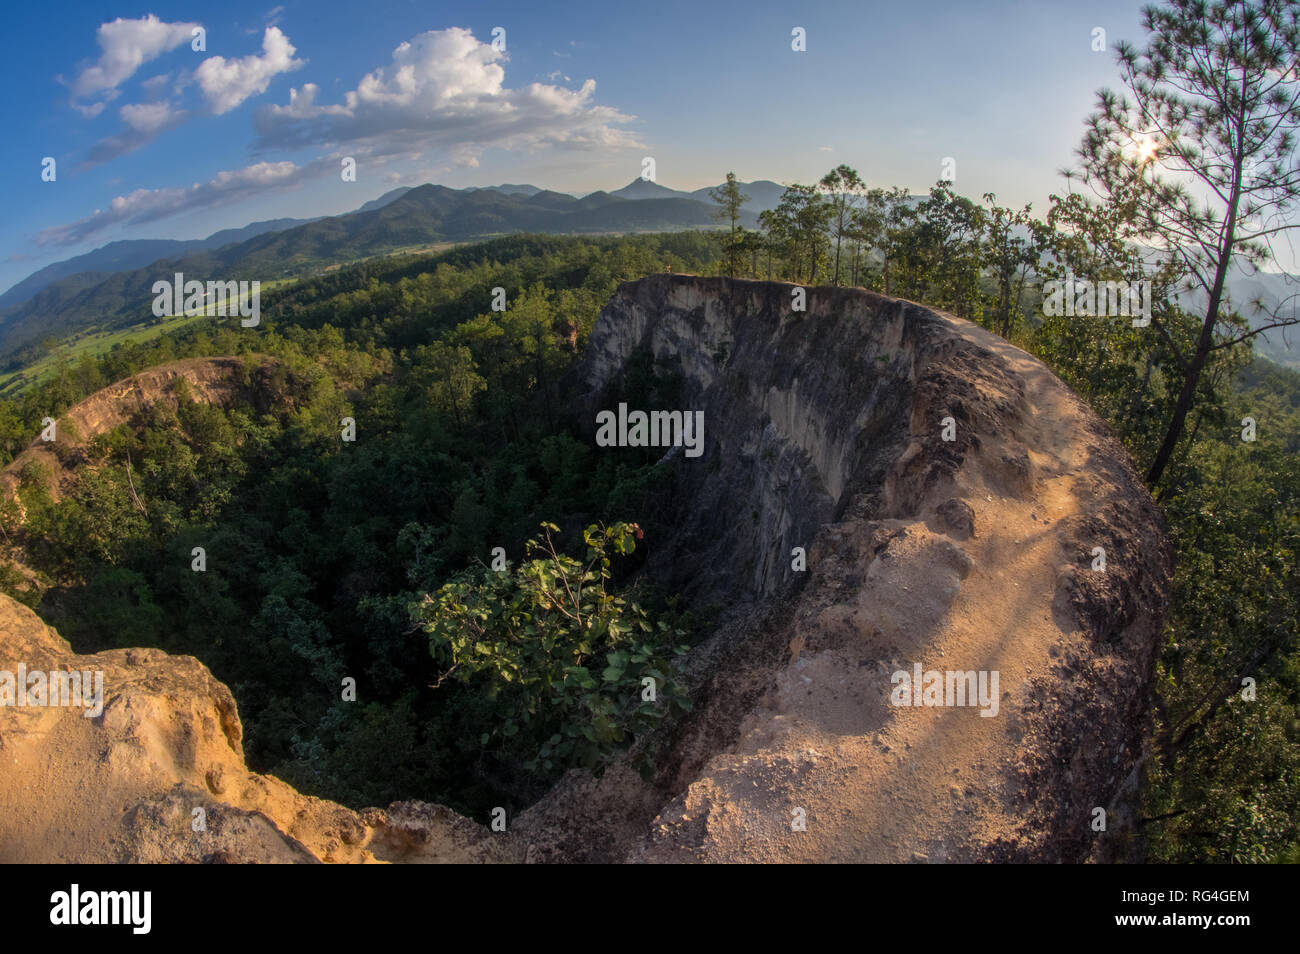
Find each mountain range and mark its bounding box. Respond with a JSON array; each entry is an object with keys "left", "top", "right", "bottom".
[
  {"left": 4, "top": 175, "right": 1292, "bottom": 369},
  {"left": 0, "top": 178, "right": 784, "bottom": 358},
  {"left": 0, "top": 218, "right": 319, "bottom": 312}
]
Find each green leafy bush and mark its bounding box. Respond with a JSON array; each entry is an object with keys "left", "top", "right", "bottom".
[{"left": 412, "top": 521, "right": 691, "bottom": 778}]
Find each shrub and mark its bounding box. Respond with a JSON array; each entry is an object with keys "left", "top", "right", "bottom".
[{"left": 411, "top": 521, "right": 692, "bottom": 779}]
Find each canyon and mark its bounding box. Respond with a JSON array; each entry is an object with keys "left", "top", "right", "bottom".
[{"left": 0, "top": 276, "right": 1171, "bottom": 862}]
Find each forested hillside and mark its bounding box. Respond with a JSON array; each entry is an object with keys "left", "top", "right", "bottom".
[{"left": 0, "top": 185, "right": 744, "bottom": 364}]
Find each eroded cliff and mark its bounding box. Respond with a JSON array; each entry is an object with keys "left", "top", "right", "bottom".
[{"left": 0, "top": 277, "right": 1171, "bottom": 862}]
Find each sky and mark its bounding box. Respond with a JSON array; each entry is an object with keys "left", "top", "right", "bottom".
[{"left": 1, "top": 0, "right": 1161, "bottom": 293}]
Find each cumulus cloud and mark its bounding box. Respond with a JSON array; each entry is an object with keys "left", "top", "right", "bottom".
[
  {"left": 72, "top": 15, "right": 199, "bottom": 99},
  {"left": 195, "top": 26, "right": 304, "bottom": 115},
  {"left": 78, "top": 28, "right": 304, "bottom": 166},
  {"left": 120, "top": 101, "right": 183, "bottom": 134},
  {"left": 141, "top": 73, "right": 172, "bottom": 94},
  {"left": 86, "top": 102, "right": 190, "bottom": 164},
  {"left": 255, "top": 27, "right": 639, "bottom": 160},
  {"left": 37, "top": 161, "right": 301, "bottom": 246}
]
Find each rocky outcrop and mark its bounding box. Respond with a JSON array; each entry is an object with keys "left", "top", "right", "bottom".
[
  {"left": 553, "top": 275, "right": 1172, "bottom": 862},
  {"left": 0, "top": 594, "right": 516, "bottom": 863},
  {"left": 0, "top": 277, "right": 1171, "bottom": 862},
  {"left": 1, "top": 356, "right": 272, "bottom": 505}
]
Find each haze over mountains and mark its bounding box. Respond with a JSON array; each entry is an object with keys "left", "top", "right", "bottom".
[
  {"left": 0, "top": 178, "right": 783, "bottom": 358},
  {"left": 0, "top": 218, "right": 319, "bottom": 312},
  {"left": 3, "top": 178, "right": 782, "bottom": 308},
  {"left": 2, "top": 174, "right": 1294, "bottom": 369}
]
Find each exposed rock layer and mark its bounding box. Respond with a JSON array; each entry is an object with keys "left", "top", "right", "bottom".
[
  {"left": 0, "top": 277, "right": 1171, "bottom": 862},
  {"left": 1, "top": 356, "right": 278, "bottom": 596},
  {"left": 2, "top": 356, "right": 270, "bottom": 503}
]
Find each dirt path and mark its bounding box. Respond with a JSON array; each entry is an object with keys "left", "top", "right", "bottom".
[{"left": 632, "top": 311, "right": 1142, "bottom": 862}]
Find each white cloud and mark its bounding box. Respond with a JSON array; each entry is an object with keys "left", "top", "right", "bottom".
[
  {"left": 255, "top": 27, "right": 639, "bottom": 160},
  {"left": 72, "top": 15, "right": 199, "bottom": 99},
  {"left": 37, "top": 161, "right": 301, "bottom": 246},
  {"left": 73, "top": 102, "right": 105, "bottom": 119},
  {"left": 87, "top": 102, "right": 190, "bottom": 163},
  {"left": 120, "top": 101, "right": 182, "bottom": 134},
  {"left": 195, "top": 27, "right": 304, "bottom": 115},
  {"left": 141, "top": 73, "right": 172, "bottom": 95},
  {"left": 80, "top": 28, "right": 304, "bottom": 166}
]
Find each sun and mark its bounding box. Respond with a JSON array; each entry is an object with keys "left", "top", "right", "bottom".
[{"left": 1135, "top": 137, "right": 1160, "bottom": 165}]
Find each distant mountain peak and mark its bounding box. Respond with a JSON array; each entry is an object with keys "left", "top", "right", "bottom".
[
  {"left": 607, "top": 178, "right": 690, "bottom": 200},
  {"left": 356, "top": 186, "right": 415, "bottom": 214}
]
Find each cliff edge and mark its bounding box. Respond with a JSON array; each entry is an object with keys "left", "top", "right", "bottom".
[{"left": 0, "top": 277, "right": 1171, "bottom": 862}]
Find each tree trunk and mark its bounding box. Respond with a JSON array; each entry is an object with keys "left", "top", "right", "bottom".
[
  {"left": 729, "top": 218, "right": 737, "bottom": 277},
  {"left": 1145, "top": 180, "right": 1241, "bottom": 488},
  {"left": 1145, "top": 268, "right": 1228, "bottom": 487},
  {"left": 833, "top": 210, "right": 843, "bottom": 285}
]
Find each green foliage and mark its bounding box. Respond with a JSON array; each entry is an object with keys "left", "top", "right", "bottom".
[
  {"left": 413, "top": 521, "right": 691, "bottom": 779},
  {"left": 1139, "top": 361, "right": 1300, "bottom": 862},
  {"left": 710, "top": 126, "right": 1300, "bottom": 862},
  {"left": 5, "top": 136, "right": 1296, "bottom": 859},
  {"left": 818, "top": 165, "right": 866, "bottom": 286},
  {"left": 764, "top": 183, "right": 834, "bottom": 283},
  {"left": 709, "top": 172, "right": 751, "bottom": 277},
  {"left": 749, "top": 172, "right": 1047, "bottom": 336},
  {"left": 1072, "top": 0, "right": 1300, "bottom": 487},
  {"left": 981, "top": 194, "right": 1051, "bottom": 339}
]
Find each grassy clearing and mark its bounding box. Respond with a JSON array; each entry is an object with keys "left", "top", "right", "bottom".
[
  {"left": 0, "top": 314, "right": 204, "bottom": 393},
  {"left": 0, "top": 277, "right": 305, "bottom": 396}
]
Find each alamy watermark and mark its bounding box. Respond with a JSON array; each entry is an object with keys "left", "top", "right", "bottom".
[
  {"left": 50, "top": 884, "right": 150, "bottom": 934},
  {"left": 890, "top": 662, "right": 999, "bottom": 717},
  {"left": 152, "top": 272, "right": 260, "bottom": 327},
  {"left": 1042, "top": 272, "right": 1152, "bottom": 327},
  {"left": 0, "top": 663, "right": 104, "bottom": 718},
  {"left": 595, "top": 403, "right": 704, "bottom": 458}
]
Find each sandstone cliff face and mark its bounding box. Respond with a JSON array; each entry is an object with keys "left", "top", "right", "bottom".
[
  {"left": 0, "top": 595, "right": 511, "bottom": 863},
  {"left": 0, "top": 277, "right": 1171, "bottom": 862},
  {"left": 547, "top": 275, "right": 1172, "bottom": 862},
  {"left": 1, "top": 356, "right": 268, "bottom": 506}
]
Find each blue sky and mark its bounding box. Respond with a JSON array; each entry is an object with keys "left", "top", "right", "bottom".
[{"left": 2, "top": 0, "right": 1156, "bottom": 292}]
